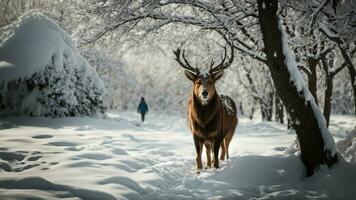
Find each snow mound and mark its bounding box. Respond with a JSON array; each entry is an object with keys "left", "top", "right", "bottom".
[
  {"left": 0, "top": 12, "right": 107, "bottom": 117},
  {"left": 337, "top": 127, "right": 356, "bottom": 164}
]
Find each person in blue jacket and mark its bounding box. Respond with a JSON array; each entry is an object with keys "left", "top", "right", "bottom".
[{"left": 137, "top": 97, "right": 148, "bottom": 122}]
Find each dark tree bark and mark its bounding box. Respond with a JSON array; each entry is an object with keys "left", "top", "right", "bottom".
[
  {"left": 261, "top": 91, "right": 273, "bottom": 121},
  {"left": 239, "top": 102, "right": 244, "bottom": 116},
  {"left": 257, "top": 0, "right": 338, "bottom": 176},
  {"left": 340, "top": 49, "right": 356, "bottom": 117},
  {"left": 321, "top": 57, "right": 347, "bottom": 127},
  {"left": 307, "top": 59, "right": 319, "bottom": 105},
  {"left": 287, "top": 114, "right": 293, "bottom": 129},
  {"left": 323, "top": 74, "right": 333, "bottom": 127},
  {"left": 275, "top": 94, "right": 284, "bottom": 124},
  {"left": 249, "top": 106, "right": 255, "bottom": 120}
]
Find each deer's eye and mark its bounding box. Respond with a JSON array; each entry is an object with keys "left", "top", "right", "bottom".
[
  {"left": 196, "top": 80, "right": 202, "bottom": 84},
  {"left": 209, "top": 80, "right": 213, "bottom": 84}
]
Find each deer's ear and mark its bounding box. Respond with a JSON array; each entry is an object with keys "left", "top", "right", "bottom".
[
  {"left": 213, "top": 71, "right": 224, "bottom": 81},
  {"left": 184, "top": 70, "right": 196, "bottom": 82}
]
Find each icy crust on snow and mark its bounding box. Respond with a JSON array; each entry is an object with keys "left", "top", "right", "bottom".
[
  {"left": 0, "top": 12, "right": 107, "bottom": 117},
  {"left": 279, "top": 22, "right": 336, "bottom": 156}
]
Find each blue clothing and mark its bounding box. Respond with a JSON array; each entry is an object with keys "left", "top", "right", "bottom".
[{"left": 138, "top": 100, "right": 148, "bottom": 114}]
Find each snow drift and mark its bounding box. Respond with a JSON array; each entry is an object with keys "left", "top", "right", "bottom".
[
  {"left": 0, "top": 113, "right": 355, "bottom": 199},
  {"left": 0, "top": 12, "right": 107, "bottom": 117}
]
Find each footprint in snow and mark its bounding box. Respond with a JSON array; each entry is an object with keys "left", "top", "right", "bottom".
[
  {"left": 112, "top": 148, "right": 128, "bottom": 155},
  {"left": 98, "top": 176, "right": 146, "bottom": 194},
  {"left": 27, "top": 155, "right": 41, "bottom": 161},
  {"left": 77, "top": 153, "right": 112, "bottom": 160},
  {"left": 48, "top": 141, "right": 77, "bottom": 147},
  {"left": 122, "top": 134, "right": 141, "bottom": 142},
  {"left": 0, "top": 151, "right": 26, "bottom": 161},
  {"left": 32, "top": 134, "right": 54, "bottom": 139},
  {"left": 65, "top": 147, "right": 84, "bottom": 151},
  {"left": 75, "top": 126, "right": 94, "bottom": 131}
]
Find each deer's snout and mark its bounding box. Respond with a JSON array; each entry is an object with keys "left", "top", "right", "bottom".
[{"left": 202, "top": 90, "right": 208, "bottom": 98}]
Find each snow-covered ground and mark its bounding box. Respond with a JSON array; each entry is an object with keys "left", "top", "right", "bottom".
[{"left": 0, "top": 112, "right": 355, "bottom": 200}]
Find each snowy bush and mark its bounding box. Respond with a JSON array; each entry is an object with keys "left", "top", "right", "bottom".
[
  {"left": 336, "top": 127, "right": 356, "bottom": 164},
  {"left": 0, "top": 12, "right": 107, "bottom": 117}
]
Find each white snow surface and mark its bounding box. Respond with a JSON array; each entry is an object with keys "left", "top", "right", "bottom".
[
  {"left": 0, "top": 12, "right": 72, "bottom": 82},
  {"left": 279, "top": 22, "right": 337, "bottom": 156},
  {"left": 0, "top": 112, "right": 355, "bottom": 200}
]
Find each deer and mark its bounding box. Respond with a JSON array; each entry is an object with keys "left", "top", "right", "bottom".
[{"left": 173, "top": 43, "right": 238, "bottom": 173}]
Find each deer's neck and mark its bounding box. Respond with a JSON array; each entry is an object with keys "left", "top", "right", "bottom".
[{"left": 191, "top": 92, "right": 220, "bottom": 127}]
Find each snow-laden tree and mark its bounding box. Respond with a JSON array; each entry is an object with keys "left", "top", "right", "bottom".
[
  {"left": 283, "top": 0, "right": 356, "bottom": 117},
  {"left": 0, "top": 12, "right": 107, "bottom": 117},
  {"left": 79, "top": 0, "right": 344, "bottom": 176},
  {"left": 281, "top": 0, "right": 354, "bottom": 126}
]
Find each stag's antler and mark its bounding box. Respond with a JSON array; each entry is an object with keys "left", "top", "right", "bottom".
[
  {"left": 173, "top": 48, "right": 200, "bottom": 75},
  {"left": 209, "top": 41, "right": 234, "bottom": 74}
]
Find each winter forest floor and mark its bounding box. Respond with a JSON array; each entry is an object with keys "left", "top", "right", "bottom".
[{"left": 0, "top": 112, "right": 355, "bottom": 200}]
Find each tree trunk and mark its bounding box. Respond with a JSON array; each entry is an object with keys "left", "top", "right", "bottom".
[
  {"left": 268, "top": 91, "right": 274, "bottom": 121},
  {"left": 257, "top": 0, "right": 338, "bottom": 176},
  {"left": 249, "top": 106, "right": 255, "bottom": 120},
  {"left": 340, "top": 48, "right": 356, "bottom": 117},
  {"left": 308, "top": 59, "right": 319, "bottom": 105},
  {"left": 324, "top": 74, "right": 333, "bottom": 127},
  {"left": 287, "top": 114, "right": 293, "bottom": 129},
  {"left": 261, "top": 95, "right": 273, "bottom": 121},
  {"left": 321, "top": 58, "right": 336, "bottom": 128},
  {"left": 275, "top": 94, "right": 284, "bottom": 124},
  {"left": 239, "top": 102, "right": 244, "bottom": 116}
]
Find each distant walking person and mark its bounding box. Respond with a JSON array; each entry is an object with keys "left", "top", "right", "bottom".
[{"left": 137, "top": 97, "right": 148, "bottom": 122}]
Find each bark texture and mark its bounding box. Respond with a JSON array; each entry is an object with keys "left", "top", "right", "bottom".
[{"left": 257, "top": 0, "right": 338, "bottom": 176}]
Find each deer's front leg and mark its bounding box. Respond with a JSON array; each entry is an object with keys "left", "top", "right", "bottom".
[
  {"left": 205, "top": 141, "right": 212, "bottom": 168},
  {"left": 193, "top": 135, "right": 204, "bottom": 173},
  {"left": 213, "top": 138, "right": 221, "bottom": 168}
]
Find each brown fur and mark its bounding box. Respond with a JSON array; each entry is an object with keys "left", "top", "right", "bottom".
[{"left": 187, "top": 77, "right": 238, "bottom": 171}]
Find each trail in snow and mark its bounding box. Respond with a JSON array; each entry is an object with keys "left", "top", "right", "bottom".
[{"left": 0, "top": 112, "right": 355, "bottom": 200}]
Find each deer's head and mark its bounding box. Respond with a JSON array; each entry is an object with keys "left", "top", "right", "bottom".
[{"left": 173, "top": 44, "right": 234, "bottom": 105}]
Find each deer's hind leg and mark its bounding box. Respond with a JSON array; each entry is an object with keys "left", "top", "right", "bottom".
[
  {"left": 224, "top": 130, "right": 235, "bottom": 160},
  {"left": 220, "top": 140, "right": 226, "bottom": 160}
]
